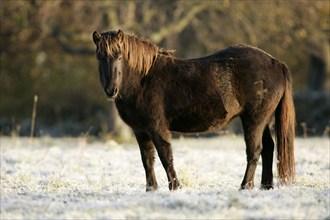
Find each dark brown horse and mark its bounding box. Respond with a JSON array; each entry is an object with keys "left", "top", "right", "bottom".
[{"left": 92, "top": 29, "right": 296, "bottom": 191}]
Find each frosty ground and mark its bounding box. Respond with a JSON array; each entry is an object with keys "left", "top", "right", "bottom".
[{"left": 1, "top": 136, "right": 329, "bottom": 219}]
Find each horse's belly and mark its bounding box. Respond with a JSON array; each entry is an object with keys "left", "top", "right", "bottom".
[
  {"left": 169, "top": 119, "right": 228, "bottom": 133},
  {"left": 168, "top": 107, "right": 230, "bottom": 133}
]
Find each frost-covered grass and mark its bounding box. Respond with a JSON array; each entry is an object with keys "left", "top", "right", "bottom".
[{"left": 1, "top": 136, "right": 329, "bottom": 219}]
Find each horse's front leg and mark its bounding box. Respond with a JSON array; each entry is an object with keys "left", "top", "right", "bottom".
[
  {"left": 150, "top": 130, "right": 181, "bottom": 190},
  {"left": 134, "top": 131, "right": 158, "bottom": 192}
]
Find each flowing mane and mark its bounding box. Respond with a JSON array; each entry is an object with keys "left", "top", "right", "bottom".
[{"left": 98, "top": 31, "right": 174, "bottom": 75}]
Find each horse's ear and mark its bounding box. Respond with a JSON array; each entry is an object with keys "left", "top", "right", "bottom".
[
  {"left": 93, "top": 31, "right": 101, "bottom": 44},
  {"left": 117, "top": 29, "right": 124, "bottom": 43}
]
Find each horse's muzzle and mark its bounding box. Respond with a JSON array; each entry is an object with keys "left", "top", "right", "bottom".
[{"left": 104, "top": 87, "right": 119, "bottom": 98}]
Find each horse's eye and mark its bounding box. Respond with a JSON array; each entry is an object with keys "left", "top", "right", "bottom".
[{"left": 113, "top": 52, "right": 121, "bottom": 60}]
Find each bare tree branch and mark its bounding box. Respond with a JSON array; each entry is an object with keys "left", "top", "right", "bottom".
[
  {"left": 52, "top": 27, "right": 94, "bottom": 56},
  {"left": 150, "top": 2, "right": 213, "bottom": 43}
]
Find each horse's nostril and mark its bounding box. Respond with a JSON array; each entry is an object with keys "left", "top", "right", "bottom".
[
  {"left": 104, "top": 87, "right": 118, "bottom": 97},
  {"left": 104, "top": 87, "right": 110, "bottom": 95}
]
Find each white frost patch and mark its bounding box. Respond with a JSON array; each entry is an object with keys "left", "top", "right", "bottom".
[{"left": 1, "top": 136, "right": 329, "bottom": 219}]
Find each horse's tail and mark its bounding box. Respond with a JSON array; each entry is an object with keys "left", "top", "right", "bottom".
[{"left": 275, "top": 62, "right": 296, "bottom": 185}]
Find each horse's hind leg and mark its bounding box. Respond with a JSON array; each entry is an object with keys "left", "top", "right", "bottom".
[
  {"left": 134, "top": 131, "right": 158, "bottom": 191},
  {"left": 240, "top": 115, "right": 265, "bottom": 190},
  {"left": 261, "top": 125, "right": 275, "bottom": 189},
  {"left": 150, "top": 130, "right": 181, "bottom": 190}
]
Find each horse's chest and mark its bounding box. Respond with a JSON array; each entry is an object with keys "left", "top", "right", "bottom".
[{"left": 115, "top": 102, "right": 150, "bottom": 130}]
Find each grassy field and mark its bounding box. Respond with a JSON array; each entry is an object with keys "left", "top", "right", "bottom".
[{"left": 1, "top": 136, "right": 329, "bottom": 219}]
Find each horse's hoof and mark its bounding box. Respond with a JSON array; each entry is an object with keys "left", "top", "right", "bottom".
[
  {"left": 169, "top": 178, "right": 181, "bottom": 191},
  {"left": 146, "top": 185, "right": 158, "bottom": 192},
  {"left": 240, "top": 182, "right": 254, "bottom": 190},
  {"left": 260, "top": 184, "right": 274, "bottom": 190}
]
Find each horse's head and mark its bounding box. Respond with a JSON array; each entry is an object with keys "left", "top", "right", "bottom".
[{"left": 92, "top": 30, "right": 124, "bottom": 99}]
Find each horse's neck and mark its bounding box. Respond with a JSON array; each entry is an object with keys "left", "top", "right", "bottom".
[
  {"left": 120, "top": 66, "right": 142, "bottom": 97},
  {"left": 119, "top": 55, "right": 190, "bottom": 100},
  {"left": 153, "top": 55, "right": 203, "bottom": 76},
  {"left": 152, "top": 55, "right": 181, "bottom": 75}
]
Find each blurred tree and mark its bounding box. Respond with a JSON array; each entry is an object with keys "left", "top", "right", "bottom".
[{"left": 0, "top": 0, "right": 329, "bottom": 137}]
